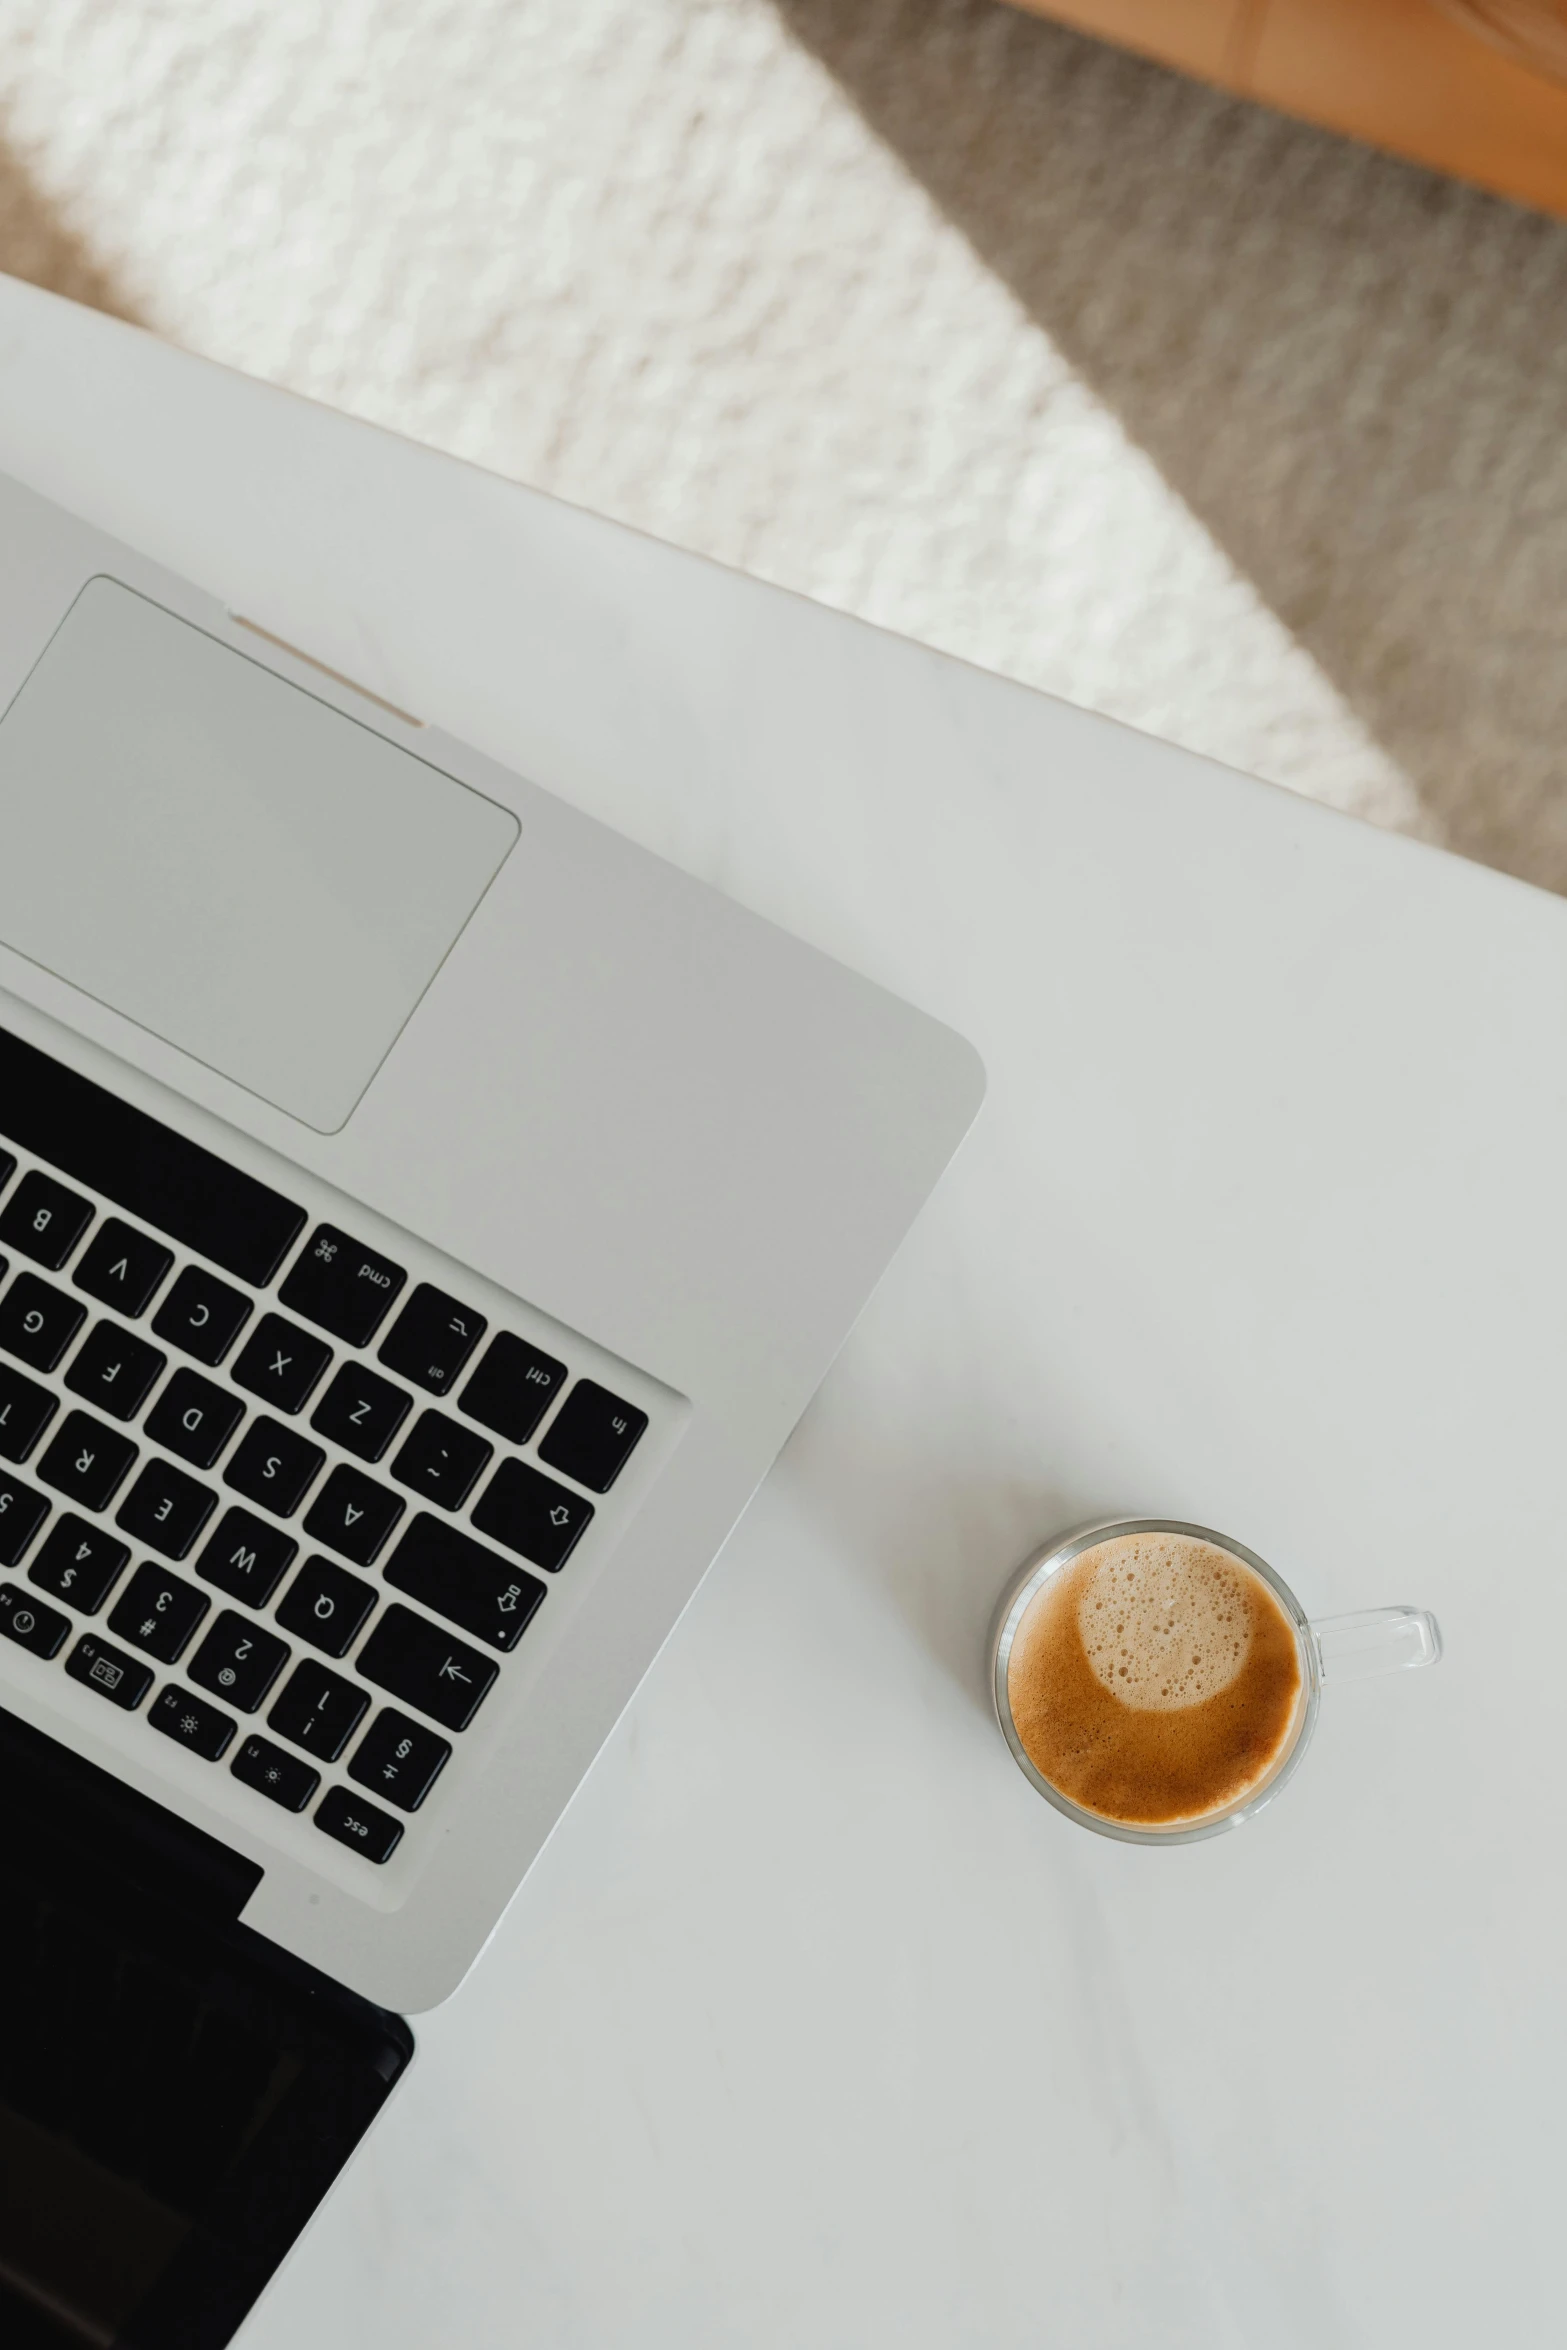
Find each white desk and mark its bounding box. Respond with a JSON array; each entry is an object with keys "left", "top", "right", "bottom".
[{"left": 1, "top": 273, "right": 1561, "bottom": 2348}]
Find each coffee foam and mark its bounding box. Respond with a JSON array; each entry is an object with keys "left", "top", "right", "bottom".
[
  {"left": 1077, "top": 1534, "right": 1253, "bottom": 1710},
  {"left": 1005, "top": 1532, "right": 1303, "bottom": 1829}
]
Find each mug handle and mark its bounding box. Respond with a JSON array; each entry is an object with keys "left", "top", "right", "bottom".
[{"left": 1311, "top": 1607, "right": 1443, "bottom": 1684}]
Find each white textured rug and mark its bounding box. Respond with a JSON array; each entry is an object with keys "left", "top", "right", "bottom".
[{"left": 4, "top": 0, "right": 1566, "bottom": 885}]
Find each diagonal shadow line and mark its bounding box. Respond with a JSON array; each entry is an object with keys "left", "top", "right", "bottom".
[
  {"left": 0, "top": 128, "right": 141, "bottom": 326},
  {"left": 775, "top": 0, "right": 1567, "bottom": 892}
]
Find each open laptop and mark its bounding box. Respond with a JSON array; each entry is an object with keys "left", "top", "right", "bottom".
[{"left": 0, "top": 471, "right": 984, "bottom": 2347}]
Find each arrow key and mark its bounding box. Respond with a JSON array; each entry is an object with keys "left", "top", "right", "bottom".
[
  {"left": 471, "top": 1459, "right": 594, "bottom": 1573},
  {"left": 301, "top": 1463, "right": 405, "bottom": 1566}
]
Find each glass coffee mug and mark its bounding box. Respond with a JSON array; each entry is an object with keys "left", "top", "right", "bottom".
[{"left": 992, "top": 1518, "right": 1442, "bottom": 1845}]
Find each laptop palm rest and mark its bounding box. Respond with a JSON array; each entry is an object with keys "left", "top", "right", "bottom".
[{"left": 0, "top": 577, "right": 518, "bottom": 1133}]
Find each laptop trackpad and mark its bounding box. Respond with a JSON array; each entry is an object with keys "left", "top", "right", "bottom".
[{"left": 0, "top": 578, "right": 518, "bottom": 1131}]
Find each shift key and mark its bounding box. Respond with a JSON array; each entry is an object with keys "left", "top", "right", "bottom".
[
  {"left": 355, "top": 1604, "right": 498, "bottom": 1732},
  {"left": 385, "top": 1513, "right": 545, "bottom": 1652}
]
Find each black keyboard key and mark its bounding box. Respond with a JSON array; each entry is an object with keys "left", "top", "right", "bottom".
[
  {"left": 0, "top": 1583, "right": 70, "bottom": 1659},
  {"left": 0, "top": 1149, "right": 12, "bottom": 1194},
  {"left": 0, "top": 1024, "right": 306, "bottom": 1284},
  {"left": 224, "top": 1418, "right": 325, "bottom": 1517},
  {"left": 115, "top": 1459, "right": 218, "bottom": 1560},
  {"left": 66, "top": 1632, "right": 153, "bottom": 1710},
  {"left": 384, "top": 1513, "right": 545, "bottom": 1652},
  {"left": 356, "top": 1604, "right": 497, "bottom": 1731},
  {"left": 151, "top": 1264, "right": 252, "bottom": 1366},
  {"left": 267, "top": 1660, "right": 369, "bottom": 1762},
  {"left": 232, "top": 1313, "right": 333, "bottom": 1416},
  {"left": 309, "top": 1362, "right": 412, "bottom": 1462},
  {"left": 0, "top": 1170, "right": 94, "bottom": 1270},
  {"left": 377, "top": 1284, "right": 485, "bottom": 1396},
  {"left": 0, "top": 1363, "right": 57, "bottom": 1462},
  {"left": 64, "top": 1321, "right": 167, "bottom": 1420},
  {"left": 38, "top": 1411, "right": 137, "bottom": 1511},
  {"left": 195, "top": 1508, "right": 297, "bottom": 1608},
  {"left": 348, "top": 1708, "right": 450, "bottom": 1811},
  {"left": 143, "top": 1369, "right": 244, "bottom": 1469},
  {"left": 28, "top": 1515, "right": 128, "bottom": 1612},
  {"left": 459, "top": 1332, "right": 567, "bottom": 1444},
  {"left": 0, "top": 1273, "right": 86, "bottom": 1372},
  {"left": 315, "top": 1785, "right": 403, "bottom": 1863},
  {"left": 231, "top": 1734, "right": 318, "bottom": 1812},
  {"left": 538, "top": 1380, "right": 649, "bottom": 1493},
  {"left": 148, "top": 1684, "right": 235, "bottom": 1761},
  {"left": 275, "top": 1555, "right": 377, "bottom": 1658},
  {"left": 471, "top": 1459, "right": 594, "bottom": 1572},
  {"left": 0, "top": 1470, "right": 48, "bottom": 1566},
  {"left": 72, "top": 1218, "right": 173, "bottom": 1317},
  {"left": 188, "top": 1611, "right": 290, "bottom": 1712},
  {"left": 108, "top": 1563, "right": 210, "bottom": 1663},
  {"left": 390, "top": 1411, "right": 492, "bottom": 1511},
  {"left": 301, "top": 1464, "right": 404, "bottom": 1565},
  {"left": 279, "top": 1225, "right": 406, "bottom": 1348}
]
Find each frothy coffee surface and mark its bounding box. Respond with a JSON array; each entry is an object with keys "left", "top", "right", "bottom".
[{"left": 1005, "top": 1533, "right": 1303, "bottom": 1828}]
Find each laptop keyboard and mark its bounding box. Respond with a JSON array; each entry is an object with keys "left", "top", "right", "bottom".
[{"left": 0, "top": 1024, "right": 663, "bottom": 1875}]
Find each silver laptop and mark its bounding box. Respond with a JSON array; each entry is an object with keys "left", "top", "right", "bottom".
[{"left": 0, "top": 469, "right": 983, "bottom": 2024}]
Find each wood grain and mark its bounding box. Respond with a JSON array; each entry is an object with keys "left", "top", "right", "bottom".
[
  {"left": 1005, "top": 0, "right": 1249, "bottom": 81},
  {"left": 1250, "top": 0, "right": 1567, "bottom": 215},
  {"left": 1007, "top": 0, "right": 1567, "bottom": 218}
]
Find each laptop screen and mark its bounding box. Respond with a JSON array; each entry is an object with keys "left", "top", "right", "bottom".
[{"left": 0, "top": 1704, "right": 411, "bottom": 2350}]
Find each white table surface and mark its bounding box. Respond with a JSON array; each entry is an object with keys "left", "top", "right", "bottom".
[{"left": 2, "top": 273, "right": 1563, "bottom": 2349}]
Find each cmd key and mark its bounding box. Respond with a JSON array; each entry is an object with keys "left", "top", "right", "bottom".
[{"left": 279, "top": 1225, "right": 406, "bottom": 1348}]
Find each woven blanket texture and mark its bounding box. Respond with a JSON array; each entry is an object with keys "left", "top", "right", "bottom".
[{"left": 3, "top": 0, "right": 1566, "bottom": 886}]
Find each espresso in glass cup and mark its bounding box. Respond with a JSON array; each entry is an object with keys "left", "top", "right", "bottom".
[{"left": 992, "top": 1520, "right": 1442, "bottom": 1843}]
